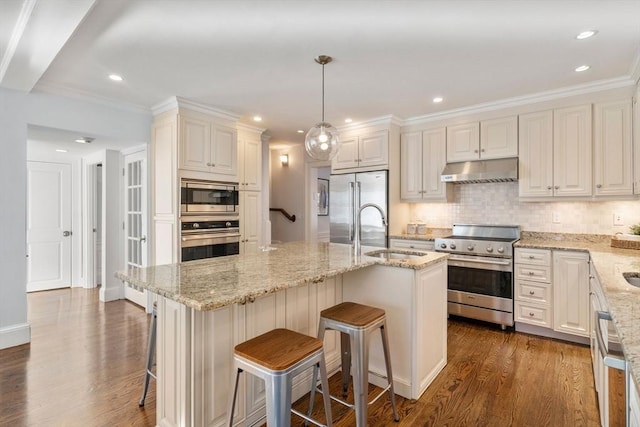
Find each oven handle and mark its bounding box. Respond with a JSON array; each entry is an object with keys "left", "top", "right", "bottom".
[
  {"left": 181, "top": 233, "right": 241, "bottom": 248},
  {"left": 595, "top": 311, "right": 626, "bottom": 371},
  {"left": 448, "top": 256, "right": 511, "bottom": 266}
]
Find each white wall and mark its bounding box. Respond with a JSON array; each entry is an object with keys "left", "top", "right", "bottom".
[
  {"left": 270, "top": 145, "right": 306, "bottom": 242},
  {"left": 410, "top": 182, "right": 640, "bottom": 235},
  {"left": 317, "top": 167, "right": 331, "bottom": 241},
  {"left": 0, "top": 87, "right": 151, "bottom": 350}
]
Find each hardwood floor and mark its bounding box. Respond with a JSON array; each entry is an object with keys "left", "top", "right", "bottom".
[{"left": 1, "top": 289, "right": 601, "bottom": 426}]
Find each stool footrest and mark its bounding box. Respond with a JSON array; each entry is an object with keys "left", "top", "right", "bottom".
[{"left": 291, "top": 408, "right": 329, "bottom": 427}]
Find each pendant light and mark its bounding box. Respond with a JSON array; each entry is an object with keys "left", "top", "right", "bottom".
[{"left": 305, "top": 55, "right": 340, "bottom": 160}]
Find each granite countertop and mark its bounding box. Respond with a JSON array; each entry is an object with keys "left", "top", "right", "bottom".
[
  {"left": 516, "top": 232, "right": 640, "bottom": 387},
  {"left": 390, "top": 228, "right": 451, "bottom": 241},
  {"left": 115, "top": 241, "right": 448, "bottom": 311}
]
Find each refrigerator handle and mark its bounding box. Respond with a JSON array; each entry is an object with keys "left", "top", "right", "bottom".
[{"left": 349, "top": 182, "right": 355, "bottom": 241}]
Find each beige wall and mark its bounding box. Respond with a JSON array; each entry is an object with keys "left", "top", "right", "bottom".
[{"left": 269, "top": 145, "right": 306, "bottom": 242}]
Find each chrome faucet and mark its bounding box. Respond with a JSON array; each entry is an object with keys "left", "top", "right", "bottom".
[{"left": 354, "top": 203, "right": 387, "bottom": 256}]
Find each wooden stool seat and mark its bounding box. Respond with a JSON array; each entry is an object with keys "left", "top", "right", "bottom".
[
  {"left": 234, "top": 328, "right": 323, "bottom": 371},
  {"left": 320, "top": 301, "right": 385, "bottom": 327}
]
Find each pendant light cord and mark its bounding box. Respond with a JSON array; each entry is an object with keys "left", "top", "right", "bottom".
[{"left": 321, "top": 62, "right": 325, "bottom": 123}]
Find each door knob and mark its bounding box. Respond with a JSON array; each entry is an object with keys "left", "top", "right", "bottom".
[
  {"left": 140, "top": 236, "right": 147, "bottom": 242},
  {"left": 63, "top": 231, "right": 72, "bottom": 237}
]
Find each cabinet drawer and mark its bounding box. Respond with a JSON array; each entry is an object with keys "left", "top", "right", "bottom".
[
  {"left": 514, "top": 264, "right": 552, "bottom": 283},
  {"left": 515, "top": 248, "right": 551, "bottom": 266},
  {"left": 515, "top": 301, "right": 552, "bottom": 327},
  {"left": 515, "top": 280, "right": 551, "bottom": 304},
  {"left": 389, "top": 239, "right": 434, "bottom": 251}
]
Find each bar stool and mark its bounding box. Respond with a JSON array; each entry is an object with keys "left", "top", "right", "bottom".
[
  {"left": 308, "top": 302, "right": 399, "bottom": 426},
  {"left": 227, "top": 328, "right": 333, "bottom": 427},
  {"left": 138, "top": 302, "right": 157, "bottom": 407}
]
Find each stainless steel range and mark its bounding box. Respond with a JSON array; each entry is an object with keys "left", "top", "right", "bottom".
[{"left": 434, "top": 224, "right": 520, "bottom": 329}]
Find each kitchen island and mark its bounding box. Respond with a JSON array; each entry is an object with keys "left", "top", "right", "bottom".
[{"left": 116, "top": 241, "right": 448, "bottom": 427}]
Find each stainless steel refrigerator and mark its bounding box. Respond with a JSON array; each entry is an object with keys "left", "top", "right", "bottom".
[{"left": 329, "top": 170, "right": 388, "bottom": 248}]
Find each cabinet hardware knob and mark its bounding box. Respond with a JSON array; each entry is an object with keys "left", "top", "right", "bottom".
[
  {"left": 596, "top": 184, "right": 602, "bottom": 188},
  {"left": 474, "top": 149, "right": 479, "bottom": 153},
  {"left": 529, "top": 290, "right": 535, "bottom": 295},
  {"left": 547, "top": 186, "right": 553, "bottom": 190},
  {"left": 554, "top": 186, "right": 559, "bottom": 190},
  {"left": 529, "top": 312, "right": 535, "bottom": 317},
  {"left": 481, "top": 149, "right": 485, "bottom": 152},
  {"left": 589, "top": 275, "right": 595, "bottom": 279},
  {"left": 528, "top": 271, "right": 535, "bottom": 275},
  {"left": 528, "top": 255, "right": 535, "bottom": 259}
]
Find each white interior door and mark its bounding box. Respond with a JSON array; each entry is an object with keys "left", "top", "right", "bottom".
[
  {"left": 27, "top": 161, "right": 72, "bottom": 292},
  {"left": 123, "top": 151, "right": 148, "bottom": 307}
]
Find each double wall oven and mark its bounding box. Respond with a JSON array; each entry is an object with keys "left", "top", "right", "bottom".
[
  {"left": 180, "top": 179, "right": 240, "bottom": 261},
  {"left": 435, "top": 224, "right": 520, "bottom": 329}
]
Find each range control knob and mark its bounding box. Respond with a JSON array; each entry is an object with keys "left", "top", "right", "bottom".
[
  {"left": 192, "top": 223, "right": 200, "bottom": 229},
  {"left": 467, "top": 245, "right": 474, "bottom": 251},
  {"left": 497, "top": 247, "right": 505, "bottom": 254},
  {"left": 440, "top": 243, "right": 447, "bottom": 249},
  {"left": 226, "top": 222, "right": 232, "bottom": 227},
  {"left": 450, "top": 243, "right": 457, "bottom": 250},
  {"left": 486, "top": 246, "right": 494, "bottom": 253}
]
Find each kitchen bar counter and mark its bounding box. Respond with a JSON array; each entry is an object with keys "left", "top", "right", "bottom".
[
  {"left": 115, "top": 241, "right": 447, "bottom": 311},
  {"left": 515, "top": 233, "right": 640, "bottom": 388}
]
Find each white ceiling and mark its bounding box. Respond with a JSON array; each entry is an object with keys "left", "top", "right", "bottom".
[{"left": 3, "top": 0, "right": 640, "bottom": 147}]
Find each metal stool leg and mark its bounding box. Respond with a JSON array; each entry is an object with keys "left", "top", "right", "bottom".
[
  {"left": 227, "top": 366, "right": 242, "bottom": 427},
  {"left": 351, "top": 329, "right": 369, "bottom": 427},
  {"left": 265, "top": 372, "right": 292, "bottom": 427},
  {"left": 340, "top": 332, "right": 351, "bottom": 398},
  {"left": 380, "top": 322, "right": 399, "bottom": 422},
  {"left": 139, "top": 305, "right": 157, "bottom": 407}
]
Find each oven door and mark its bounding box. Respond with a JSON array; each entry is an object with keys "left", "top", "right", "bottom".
[
  {"left": 181, "top": 181, "right": 239, "bottom": 215},
  {"left": 181, "top": 232, "right": 240, "bottom": 261},
  {"left": 447, "top": 254, "right": 513, "bottom": 299}
]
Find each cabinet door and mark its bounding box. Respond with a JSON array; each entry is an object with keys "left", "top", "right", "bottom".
[
  {"left": 634, "top": 86, "right": 640, "bottom": 195},
  {"left": 211, "top": 124, "right": 238, "bottom": 177},
  {"left": 332, "top": 135, "right": 359, "bottom": 170},
  {"left": 240, "top": 191, "right": 261, "bottom": 255},
  {"left": 480, "top": 116, "right": 518, "bottom": 159},
  {"left": 422, "top": 128, "right": 448, "bottom": 200},
  {"left": 553, "top": 251, "right": 590, "bottom": 337},
  {"left": 239, "top": 137, "right": 262, "bottom": 191},
  {"left": 518, "top": 111, "right": 554, "bottom": 198},
  {"left": 400, "top": 131, "right": 423, "bottom": 200},
  {"left": 358, "top": 130, "right": 389, "bottom": 168},
  {"left": 594, "top": 100, "right": 633, "bottom": 196},
  {"left": 389, "top": 238, "right": 434, "bottom": 251},
  {"left": 446, "top": 122, "right": 480, "bottom": 162},
  {"left": 553, "top": 105, "right": 592, "bottom": 197},
  {"left": 180, "top": 115, "right": 211, "bottom": 172}
]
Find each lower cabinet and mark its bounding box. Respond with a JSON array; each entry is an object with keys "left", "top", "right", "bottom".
[
  {"left": 239, "top": 191, "right": 261, "bottom": 255},
  {"left": 630, "top": 371, "right": 640, "bottom": 427},
  {"left": 514, "top": 248, "right": 590, "bottom": 339},
  {"left": 389, "top": 238, "right": 434, "bottom": 252}
]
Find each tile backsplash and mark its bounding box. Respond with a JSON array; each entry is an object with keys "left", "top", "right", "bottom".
[{"left": 410, "top": 182, "right": 640, "bottom": 235}]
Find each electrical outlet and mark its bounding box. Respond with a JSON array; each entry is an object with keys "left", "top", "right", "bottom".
[
  {"left": 613, "top": 213, "right": 624, "bottom": 226},
  {"left": 552, "top": 211, "right": 561, "bottom": 224}
]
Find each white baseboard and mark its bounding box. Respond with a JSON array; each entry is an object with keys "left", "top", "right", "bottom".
[
  {"left": 0, "top": 322, "right": 31, "bottom": 349},
  {"left": 100, "top": 283, "right": 123, "bottom": 302}
]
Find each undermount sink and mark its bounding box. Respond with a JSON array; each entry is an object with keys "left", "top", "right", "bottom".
[
  {"left": 365, "top": 249, "right": 426, "bottom": 261},
  {"left": 623, "top": 273, "right": 640, "bottom": 287}
]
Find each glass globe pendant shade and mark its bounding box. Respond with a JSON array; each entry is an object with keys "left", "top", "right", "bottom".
[{"left": 305, "top": 122, "right": 340, "bottom": 161}]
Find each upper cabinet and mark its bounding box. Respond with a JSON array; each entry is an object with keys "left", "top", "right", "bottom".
[
  {"left": 519, "top": 105, "right": 592, "bottom": 198},
  {"left": 179, "top": 112, "right": 238, "bottom": 180},
  {"left": 633, "top": 85, "right": 640, "bottom": 195},
  {"left": 446, "top": 116, "right": 517, "bottom": 162},
  {"left": 332, "top": 129, "right": 388, "bottom": 171},
  {"left": 400, "top": 128, "right": 450, "bottom": 202},
  {"left": 237, "top": 127, "right": 263, "bottom": 191},
  {"left": 593, "top": 100, "right": 633, "bottom": 197}
]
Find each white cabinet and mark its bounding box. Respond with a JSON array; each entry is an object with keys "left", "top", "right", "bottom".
[
  {"left": 519, "top": 105, "right": 592, "bottom": 198},
  {"left": 514, "top": 248, "right": 553, "bottom": 328},
  {"left": 400, "top": 128, "right": 450, "bottom": 201},
  {"left": 630, "top": 371, "right": 640, "bottom": 427},
  {"left": 553, "top": 250, "right": 590, "bottom": 337},
  {"left": 589, "top": 266, "right": 607, "bottom": 427},
  {"left": 332, "top": 130, "right": 388, "bottom": 171},
  {"left": 634, "top": 85, "right": 640, "bottom": 195},
  {"left": 553, "top": 105, "right": 593, "bottom": 197},
  {"left": 594, "top": 100, "right": 633, "bottom": 197},
  {"left": 239, "top": 191, "right": 261, "bottom": 255},
  {"left": 238, "top": 129, "right": 262, "bottom": 191},
  {"left": 179, "top": 113, "right": 238, "bottom": 179},
  {"left": 446, "top": 116, "right": 517, "bottom": 163},
  {"left": 389, "top": 238, "right": 434, "bottom": 252}
]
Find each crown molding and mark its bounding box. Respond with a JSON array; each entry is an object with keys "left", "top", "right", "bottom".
[
  {"left": 34, "top": 79, "right": 151, "bottom": 115},
  {"left": 337, "top": 114, "right": 403, "bottom": 132},
  {"left": 403, "top": 76, "right": 636, "bottom": 127},
  {"left": 236, "top": 122, "right": 266, "bottom": 134},
  {"left": 630, "top": 50, "right": 640, "bottom": 85},
  {"left": 152, "top": 96, "right": 241, "bottom": 122},
  {"left": 0, "top": 0, "right": 37, "bottom": 83}
]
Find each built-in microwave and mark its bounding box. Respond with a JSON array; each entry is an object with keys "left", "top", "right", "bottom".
[{"left": 181, "top": 179, "right": 239, "bottom": 215}]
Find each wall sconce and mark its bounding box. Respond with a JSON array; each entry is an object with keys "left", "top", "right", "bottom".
[{"left": 280, "top": 154, "right": 289, "bottom": 166}]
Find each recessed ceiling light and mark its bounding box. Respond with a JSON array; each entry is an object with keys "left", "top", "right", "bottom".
[
  {"left": 75, "top": 137, "right": 94, "bottom": 144},
  {"left": 108, "top": 74, "right": 123, "bottom": 82},
  {"left": 344, "top": 118, "right": 353, "bottom": 123},
  {"left": 576, "top": 30, "right": 598, "bottom": 40},
  {"left": 575, "top": 65, "right": 591, "bottom": 72},
  {"left": 297, "top": 130, "right": 304, "bottom": 134},
  {"left": 56, "top": 149, "right": 68, "bottom": 153},
  {"left": 253, "top": 116, "right": 262, "bottom": 122},
  {"left": 433, "top": 97, "right": 444, "bottom": 103}
]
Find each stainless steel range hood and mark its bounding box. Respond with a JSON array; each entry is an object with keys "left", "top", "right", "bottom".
[{"left": 440, "top": 157, "right": 518, "bottom": 184}]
